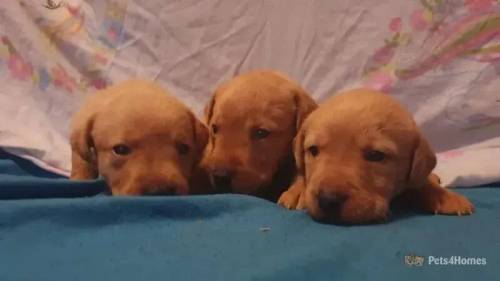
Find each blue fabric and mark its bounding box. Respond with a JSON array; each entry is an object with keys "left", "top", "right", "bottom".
[
  {"left": 0, "top": 150, "right": 105, "bottom": 199},
  {"left": 0, "top": 150, "right": 498, "bottom": 281}
]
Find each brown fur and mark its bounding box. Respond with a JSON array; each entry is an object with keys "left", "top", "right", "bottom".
[
  {"left": 70, "top": 79, "right": 208, "bottom": 196},
  {"left": 202, "top": 70, "right": 317, "bottom": 201},
  {"left": 278, "top": 88, "right": 474, "bottom": 224}
]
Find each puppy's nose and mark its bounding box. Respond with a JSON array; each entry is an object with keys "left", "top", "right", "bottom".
[
  {"left": 317, "top": 191, "right": 349, "bottom": 213},
  {"left": 212, "top": 168, "right": 233, "bottom": 192}
]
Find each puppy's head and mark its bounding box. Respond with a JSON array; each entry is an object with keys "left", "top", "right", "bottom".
[
  {"left": 70, "top": 80, "right": 208, "bottom": 196},
  {"left": 296, "top": 89, "right": 436, "bottom": 224},
  {"left": 202, "top": 70, "right": 317, "bottom": 197}
]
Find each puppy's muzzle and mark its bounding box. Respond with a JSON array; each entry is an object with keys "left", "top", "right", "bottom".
[
  {"left": 317, "top": 191, "right": 349, "bottom": 214},
  {"left": 140, "top": 177, "right": 188, "bottom": 196},
  {"left": 211, "top": 168, "right": 234, "bottom": 193}
]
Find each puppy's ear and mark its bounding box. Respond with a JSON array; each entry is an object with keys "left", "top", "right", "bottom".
[
  {"left": 293, "top": 128, "right": 306, "bottom": 175},
  {"left": 293, "top": 87, "right": 317, "bottom": 131},
  {"left": 191, "top": 113, "right": 209, "bottom": 162},
  {"left": 70, "top": 110, "right": 98, "bottom": 180},
  {"left": 204, "top": 93, "right": 216, "bottom": 125},
  {"left": 204, "top": 83, "right": 228, "bottom": 124},
  {"left": 407, "top": 133, "right": 437, "bottom": 188}
]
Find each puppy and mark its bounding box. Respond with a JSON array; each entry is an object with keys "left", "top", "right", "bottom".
[
  {"left": 278, "top": 89, "right": 474, "bottom": 224},
  {"left": 70, "top": 79, "right": 208, "bottom": 196},
  {"left": 202, "top": 70, "right": 317, "bottom": 201}
]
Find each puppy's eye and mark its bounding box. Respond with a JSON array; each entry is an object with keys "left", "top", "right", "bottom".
[
  {"left": 364, "top": 150, "right": 386, "bottom": 162},
  {"left": 252, "top": 128, "right": 270, "bottom": 140},
  {"left": 177, "top": 143, "right": 190, "bottom": 155},
  {"left": 308, "top": 145, "right": 319, "bottom": 157},
  {"left": 112, "top": 144, "right": 131, "bottom": 156},
  {"left": 212, "top": 124, "right": 218, "bottom": 134}
]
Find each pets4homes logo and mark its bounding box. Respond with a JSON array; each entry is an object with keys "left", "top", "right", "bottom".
[
  {"left": 405, "top": 253, "right": 487, "bottom": 267},
  {"left": 405, "top": 254, "right": 425, "bottom": 267}
]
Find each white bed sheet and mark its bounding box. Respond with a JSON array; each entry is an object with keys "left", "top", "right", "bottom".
[{"left": 0, "top": 0, "right": 499, "bottom": 187}]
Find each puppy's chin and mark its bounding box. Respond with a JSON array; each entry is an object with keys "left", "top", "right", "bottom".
[
  {"left": 226, "top": 177, "right": 271, "bottom": 195},
  {"left": 211, "top": 169, "right": 274, "bottom": 195},
  {"left": 111, "top": 185, "right": 189, "bottom": 196},
  {"left": 108, "top": 178, "right": 189, "bottom": 196},
  {"left": 305, "top": 190, "right": 390, "bottom": 225}
]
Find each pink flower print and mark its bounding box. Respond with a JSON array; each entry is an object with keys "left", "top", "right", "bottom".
[
  {"left": 66, "top": 4, "right": 81, "bottom": 16},
  {"left": 51, "top": 65, "right": 77, "bottom": 93},
  {"left": 372, "top": 45, "right": 395, "bottom": 66},
  {"left": 107, "top": 26, "right": 119, "bottom": 42},
  {"left": 465, "top": 0, "right": 493, "bottom": 15},
  {"left": 7, "top": 54, "right": 33, "bottom": 80},
  {"left": 364, "top": 71, "right": 395, "bottom": 93},
  {"left": 91, "top": 78, "right": 107, "bottom": 90},
  {"left": 477, "top": 53, "right": 500, "bottom": 62},
  {"left": 93, "top": 53, "right": 108, "bottom": 65},
  {"left": 410, "top": 9, "right": 430, "bottom": 32},
  {"left": 389, "top": 17, "right": 402, "bottom": 33}
]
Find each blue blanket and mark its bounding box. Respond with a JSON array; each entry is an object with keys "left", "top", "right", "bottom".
[{"left": 0, "top": 150, "right": 498, "bottom": 281}]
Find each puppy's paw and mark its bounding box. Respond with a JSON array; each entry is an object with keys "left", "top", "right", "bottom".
[
  {"left": 428, "top": 190, "right": 474, "bottom": 216},
  {"left": 296, "top": 192, "right": 306, "bottom": 209},
  {"left": 278, "top": 189, "right": 304, "bottom": 210}
]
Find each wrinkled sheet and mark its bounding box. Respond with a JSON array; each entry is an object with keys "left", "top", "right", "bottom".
[
  {"left": 0, "top": 0, "right": 499, "bottom": 187},
  {"left": 0, "top": 151, "right": 498, "bottom": 281}
]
